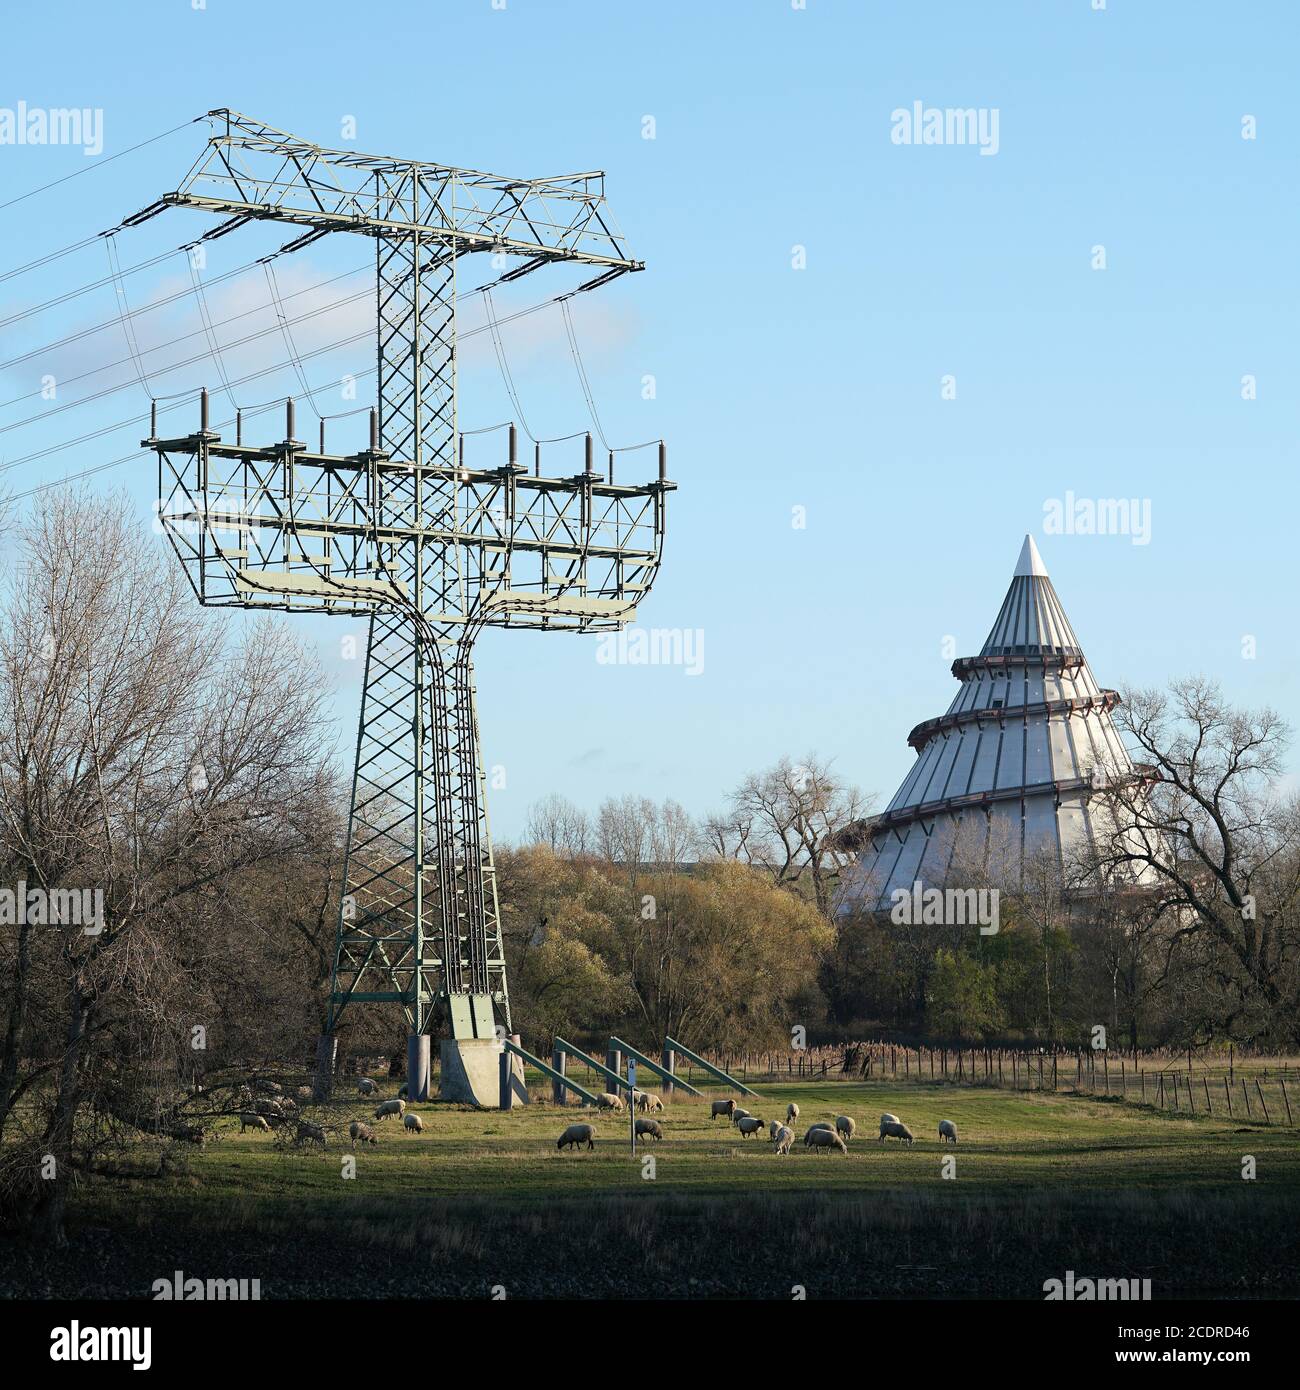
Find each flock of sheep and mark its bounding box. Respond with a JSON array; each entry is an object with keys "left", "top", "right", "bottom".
[
  {"left": 555, "top": 1093, "right": 960, "bottom": 1155},
  {"left": 232, "top": 1074, "right": 962, "bottom": 1157}
]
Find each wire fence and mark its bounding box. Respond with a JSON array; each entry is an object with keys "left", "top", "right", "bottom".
[{"left": 682, "top": 1043, "right": 1299, "bottom": 1127}]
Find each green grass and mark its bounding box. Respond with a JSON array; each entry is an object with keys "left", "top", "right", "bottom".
[
  {"left": 8, "top": 1080, "right": 1297, "bottom": 1299},
  {"left": 92, "top": 1078, "right": 1300, "bottom": 1209}
]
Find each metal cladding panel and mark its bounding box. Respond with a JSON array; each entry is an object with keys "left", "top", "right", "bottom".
[
  {"left": 968, "top": 726, "right": 1001, "bottom": 794},
  {"left": 887, "top": 822, "right": 930, "bottom": 890},
  {"left": 1049, "top": 716, "right": 1078, "bottom": 779},
  {"left": 929, "top": 733, "right": 962, "bottom": 800},
  {"left": 995, "top": 724, "right": 1025, "bottom": 790},
  {"left": 834, "top": 535, "right": 1158, "bottom": 918},
  {"left": 1025, "top": 719, "right": 1053, "bottom": 783}
]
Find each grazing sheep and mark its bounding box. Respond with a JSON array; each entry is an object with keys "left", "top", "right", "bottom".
[
  {"left": 403, "top": 1112, "right": 424, "bottom": 1134},
  {"left": 938, "top": 1119, "right": 958, "bottom": 1145},
  {"left": 880, "top": 1112, "right": 900, "bottom": 1128},
  {"left": 296, "top": 1120, "right": 326, "bottom": 1148},
  {"left": 769, "top": 1120, "right": 782, "bottom": 1140},
  {"left": 357, "top": 1078, "right": 377, "bottom": 1096},
  {"left": 786, "top": 1102, "right": 800, "bottom": 1125},
  {"left": 349, "top": 1121, "right": 377, "bottom": 1147},
  {"left": 802, "top": 1123, "right": 834, "bottom": 1144},
  {"left": 710, "top": 1099, "right": 737, "bottom": 1121},
  {"left": 730, "top": 1107, "right": 751, "bottom": 1127},
  {"left": 239, "top": 1112, "right": 270, "bottom": 1134},
  {"left": 805, "top": 1127, "right": 848, "bottom": 1155},
  {"left": 773, "top": 1125, "right": 795, "bottom": 1156},
  {"left": 557, "top": 1123, "right": 595, "bottom": 1152},
  {"left": 252, "top": 1097, "right": 282, "bottom": 1118},
  {"left": 636, "top": 1092, "right": 664, "bottom": 1113},
  {"left": 597, "top": 1092, "right": 625, "bottom": 1113},
  {"left": 879, "top": 1119, "right": 915, "bottom": 1146},
  {"left": 835, "top": 1115, "right": 857, "bottom": 1143},
  {"left": 634, "top": 1118, "right": 664, "bottom": 1141},
  {"left": 374, "top": 1099, "right": 405, "bottom": 1121},
  {"left": 737, "top": 1115, "right": 766, "bottom": 1138}
]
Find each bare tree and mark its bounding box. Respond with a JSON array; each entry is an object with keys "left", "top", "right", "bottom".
[
  {"left": 524, "top": 793, "right": 591, "bottom": 858},
  {"left": 708, "top": 755, "right": 869, "bottom": 917},
  {"left": 0, "top": 491, "right": 336, "bottom": 1239},
  {"left": 1088, "top": 678, "right": 1300, "bottom": 1043}
]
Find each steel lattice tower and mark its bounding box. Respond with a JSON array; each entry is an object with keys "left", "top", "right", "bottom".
[{"left": 142, "top": 111, "right": 673, "bottom": 1100}]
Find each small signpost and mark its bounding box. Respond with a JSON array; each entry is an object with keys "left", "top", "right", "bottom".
[{"left": 628, "top": 1058, "right": 637, "bottom": 1154}]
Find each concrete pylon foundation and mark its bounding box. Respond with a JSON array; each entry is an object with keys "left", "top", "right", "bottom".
[
  {"left": 440, "top": 1037, "right": 502, "bottom": 1107},
  {"left": 407, "top": 1034, "right": 431, "bottom": 1102}
]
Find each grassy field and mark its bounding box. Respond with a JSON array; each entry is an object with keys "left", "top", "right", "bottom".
[{"left": 5, "top": 1077, "right": 1299, "bottom": 1299}]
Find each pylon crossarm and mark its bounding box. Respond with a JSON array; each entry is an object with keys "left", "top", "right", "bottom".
[
  {"left": 160, "top": 110, "right": 643, "bottom": 273},
  {"left": 147, "top": 413, "right": 672, "bottom": 628}
]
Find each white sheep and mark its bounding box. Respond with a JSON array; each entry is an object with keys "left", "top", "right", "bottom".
[
  {"left": 357, "top": 1078, "right": 377, "bottom": 1096},
  {"left": 710, "top": 1099, "right": 737, "bottom": 1121},
  {"left": 805, "top": 1127, "right": 848, "bottom": 1155},
  {"left": 296, "top": 1120, "right": 326, "bottom": 1148},
  {"left": 769, "top": 1120, "right": 781, "bottom": 1140},
  {"left": 730, "top": 1107, "right": 751, "bottom": 1127},
  {"left": 238, "top": 1112, "right": 270, "bottom": 1134},
  {"left": 634, "top": 1118, "right": 664, "bottom": 1141},
  {"left": 349, "top": 1121, "right": 377, "bottom": 1146},
  {"left": 403, "top": 1112, "right": 424, "bottom": 1134},
  {"left": 938, "top": 1119, "right": 958, "bottom": 1145},
  {"left": 835, "top": 1115, "right": 856, "bottom": 1143},
  {"left": 786, "top": 1102, "right": 800, "bottom": 1125},
  {"left": 597, "top": 1092, "right": 625, "bottom": 1112},
  {"left": 736, "top": 1115, "right": 765, "bottom": 1138},
  {"left": 773, "top": 1125, "right": 795, "bottom": 1156},
  {"left": 374, "top": 1099, "right": 405, "bottom": 1121},
  {"left": 557, "top": 1123, "right": 595, "bottom": 1151},
  {"left": 636, "top": 1092, "right": 664, "bottom": 1113},
  {"left": 879, "top": 1119, "right": 915, "bottom": 1146}
]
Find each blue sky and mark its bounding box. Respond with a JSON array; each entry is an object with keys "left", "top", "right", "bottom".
[{"left": 1, "top": 0, "right": 1297, "bottom": 838}]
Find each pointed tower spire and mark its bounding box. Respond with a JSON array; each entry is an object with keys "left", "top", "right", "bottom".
[
  {"left": 1015, "top": 533, "right": 1048, "bottom": 577},
  {"left": 834, "top": 536, "right": 1150, "bottom": 916}
]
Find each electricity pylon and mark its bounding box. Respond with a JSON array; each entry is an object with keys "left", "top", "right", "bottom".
[{"left": 141, "top": 111, "right": 673, "bottom": 1101}]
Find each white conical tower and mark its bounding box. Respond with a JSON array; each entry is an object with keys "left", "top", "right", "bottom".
[{"left": 835, "top": 536, "right": 1145, "bottom": 916}]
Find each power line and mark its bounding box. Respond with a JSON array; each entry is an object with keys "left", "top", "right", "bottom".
[
  {"left": 0, "top": 266, "right": 369, "bottom": 410},
  {"left": 0, "top": 116, "right": 202, "bottom": 216}
]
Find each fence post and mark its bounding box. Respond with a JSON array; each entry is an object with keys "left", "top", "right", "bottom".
[
  {"left": 1103, "top": 1053, "right": 1109, "bottom": 1095},
  {"left": 1203, "top": 1077, "right": 1211, "bottom": 1114},
  {"left": 1225, "top": 1077, "right": 1232, "bottom": 1115},
  {"left": 1280, "top": 1077, "right": 1293, "bottom": 1126},
  {"left": 1256, "top": 1079, "right": 1271, "bottom": 1125},
  {"left": 1242, "top": 1080, "right": 1251, "bottom": 1118}
]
